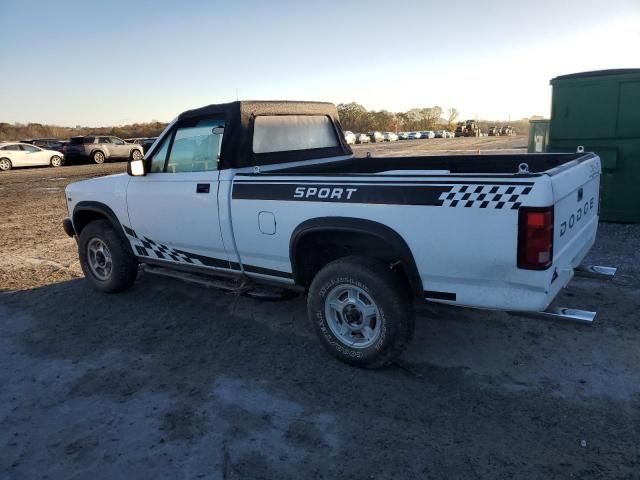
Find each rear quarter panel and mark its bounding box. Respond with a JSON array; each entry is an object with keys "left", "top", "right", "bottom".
[{"left": 227, "top": 172, "right": 557, "bottom": 310}]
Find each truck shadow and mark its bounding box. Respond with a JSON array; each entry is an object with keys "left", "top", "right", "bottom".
[{"left": 2, "top": 271, "right": 637, "bottom": 401}]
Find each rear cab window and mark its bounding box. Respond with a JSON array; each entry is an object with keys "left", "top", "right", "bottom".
[{"left": 252, "top": 115, "right": 338, "bottom": 154}]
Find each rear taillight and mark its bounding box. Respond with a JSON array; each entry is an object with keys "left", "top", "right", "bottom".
[{"left": 517, "top": 207, "right": 554, "bottom": 270}]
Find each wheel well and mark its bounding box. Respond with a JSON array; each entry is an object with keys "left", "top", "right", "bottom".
[
  {"left": 291, "top": 226, "right": 422, "bottom": 296},
  {"left": 73, "top": 210, "right": 109, "bottom": 235}
]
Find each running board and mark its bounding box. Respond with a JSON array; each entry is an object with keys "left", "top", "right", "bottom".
[
  {"left": 140, "top": 264, "right": 300, "bottom": 300},
  {"left": 141, "top": 264, "right": 247, "bottom": 292},
  {"left": 511, "top": 307, "right": 596, "bottom": 324},
  {"left": 574, "top": 264, "right": 617, "bottom": 280}
]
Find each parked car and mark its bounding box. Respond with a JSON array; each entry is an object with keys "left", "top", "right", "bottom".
[
  {"left": 407, "top": 131, "right": 422, "bottom": 139},
  {"left": 127, "top": 137, "right": 158, "bottom": 154},
  {"left": 21, "top": 138, "right": 64, "bottom": 152},
  {"left": 33, "top": 139, "right": 67, "bottom": 153},
  {"left": 64, "top": 135, "right": 144, "bottom": 164},
  {"left": 63, "top": 99, "right": 609, "bottom": 368},
  {"left": 344, "top": 131, "right": 357, "bottom": 145},
  {"left": 356, "top": 133, "right": 370, "bottom": 144},
  {"left": 398, "top": 132, "right": 410, "bottom": 140},
  {"left": 383, "top": 132, "right": 398, "bottom": 142},
  {"left": 0, "top": 142, "right": 63, "bottom": 170},
  {"left": 367, "top": 131, "right": 384, "bottom": 143},
  {"left": 420, "top": 131, "right": 435, "bottom": 139}
]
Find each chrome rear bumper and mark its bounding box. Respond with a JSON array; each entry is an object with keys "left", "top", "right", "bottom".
[
  {"left": 574, "top": 264, "right": 617, "bottom": 280},
  {"left": 513, "top": 306, "right": 597, "bottom": 324},
  {"left": 510, "top": 264, "right": 616, "bottom": 324}
]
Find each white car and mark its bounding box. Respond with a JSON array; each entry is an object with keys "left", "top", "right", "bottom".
[
  {"left": 0, "top": 142, "right": 64, "bottom": 171},
  {"left": 407, "top": 131, "right": 422, "bottom": 140},
  {"left": 420, "top": 131, "right": 435, "bottom": 139},
  {"left": 356, "top": 133, "right": 370, "bottom": 144},
  {"left": 383, "top": 132, "right": 398, "bottom": 142},
  {"left": 344, "top": 131, "right": 356, "bottom": 145}
]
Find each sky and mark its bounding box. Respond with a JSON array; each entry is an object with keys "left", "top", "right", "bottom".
[{"left": 0, "top": 0, "right": 638, "bottom": 126}]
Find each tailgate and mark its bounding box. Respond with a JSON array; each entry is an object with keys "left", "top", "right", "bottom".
[{"left": 551, "top": 154, "right": 601, "bottom": 271}]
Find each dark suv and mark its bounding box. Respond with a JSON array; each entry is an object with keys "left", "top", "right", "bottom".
[{"left": 64, "top": 135, "right": 144, "bottom": 164}]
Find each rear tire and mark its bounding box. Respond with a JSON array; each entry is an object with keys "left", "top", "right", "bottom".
[
  {"left": 130, "top": 149, "right": 143, "bottom": 161},
  {"left": 92, "top": 151, "right": 105, "bottom": 164},
  {"left": 78, "top": 219, "right": 138, "bottom": 293},
  {"left": 0, "top": 158, "right": 11, "bottom": 171},
  {"left": 307, "top": 256, "right": 414, "bottom": 368},
  {"left": 50, "top": 155, "right": 62, "bottom": 167}
]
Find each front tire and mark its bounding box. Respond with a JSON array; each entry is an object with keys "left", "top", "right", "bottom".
[
  {"left": 78, "top": 219, "right": 138, "bottom": 293},
  {"left": 0, "top": 158, "right": 12, "bottom": 171},
  {"left": 307, "top": 256, "right": 414, "bottom": 368},
  {"left": 50, "top": 155, "right": 62, "bottom": 167},
  {"left": 130, "top": 149, "right": 143, "bottom": 161},
  {"left": 92, "top": 151, "right": 105, "bottom": 164}
]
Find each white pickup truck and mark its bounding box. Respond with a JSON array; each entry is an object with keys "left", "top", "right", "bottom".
[{"left": 63, "top": 101, "right": 615, "bottom": 368}]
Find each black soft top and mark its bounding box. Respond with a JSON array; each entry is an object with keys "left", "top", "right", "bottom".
[{"left": 175, "top": 100, "right": 352, "bottom": 169}]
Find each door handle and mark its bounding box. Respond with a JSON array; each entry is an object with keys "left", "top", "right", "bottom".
[{"left": 196, "top": 183, "right": 210, "bottom": 193}]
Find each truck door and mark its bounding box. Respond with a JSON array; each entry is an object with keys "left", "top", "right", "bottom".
[{"left": 125, "top": 117, "right": 232, "bottom": 271}]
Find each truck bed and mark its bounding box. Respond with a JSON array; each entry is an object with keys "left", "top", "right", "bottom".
[{"left": 273, "top": 153, "right": 589, "bottom": 176}]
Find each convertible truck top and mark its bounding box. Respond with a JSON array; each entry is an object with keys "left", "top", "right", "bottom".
[{"left": 63, "top": 101, "right": 616, "bottom": 368}]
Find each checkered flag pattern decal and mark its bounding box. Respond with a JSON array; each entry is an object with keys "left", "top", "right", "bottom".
[
  {"left": 123, "top": 226, "right": 203, "bottom": 265},
  {"left": 438, "top": 184, "right": 532, "bottom": 209}
]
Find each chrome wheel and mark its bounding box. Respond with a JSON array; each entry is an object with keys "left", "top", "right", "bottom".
[
  {"left": 93, "top": 151, "right": 105, "bottom": 164},
  {"left": 324, "top": 284, "right": 381, "bottom": 348},
  {"left": 87, "top": 238, "right": 113, "bottom": 281},
  {"left": 0, "top": 158, "right": 11, "bottom": 171},
  {"left": 132, "top": 149, "right": 143, "bottom": 160},
  {"left": 50, "top": 156, "right": 62, "bottom": 167}
]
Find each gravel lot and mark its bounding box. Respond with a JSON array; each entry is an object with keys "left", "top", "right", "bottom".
[{"left": 1, "top": 137, "right": 639, "bottom": 479}]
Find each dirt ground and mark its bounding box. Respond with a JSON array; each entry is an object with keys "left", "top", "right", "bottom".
[{"left": 1, "top": 137, "right": 639, "bottom": 479}]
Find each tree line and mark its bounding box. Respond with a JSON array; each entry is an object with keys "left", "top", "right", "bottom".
[
  {"left": 0, "top": 104, "right": 533, "bottom": 142},
  {"left": 0, "top": 121, "right": 168, "bottom": 142},
  {"left": 338, "top": 102, "right": 531, "bottom": 135}
]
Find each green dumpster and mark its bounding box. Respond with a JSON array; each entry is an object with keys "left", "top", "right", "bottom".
[
  {"left": 528, "top": 119, "right": 550, "bottom": 153},
  {"left": 548, "top": 69, "right": 640, "bottom": 223}
]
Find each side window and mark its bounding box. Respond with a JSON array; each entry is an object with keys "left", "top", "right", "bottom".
[
  {"left": 111, "top": 137, "right": 125, "bottom": 145},
  {"left": 84, "top": 137, "right": 95, "bottom": 144},
  {"left": 149, "top": 135, "right": 171, "bottom": 173},
  {"left": 20, "top": 144, "right": 39, "bottom": 152},
  {"left": 98, "top": 137, "right": 111, "bottom": 144},
  {"left": 165, "top": 118, "right": 224, "bottom": 173}
]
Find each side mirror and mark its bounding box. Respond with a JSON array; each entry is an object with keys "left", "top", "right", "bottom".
[{"left": 128, "top": 158, "right": 146, "bottom": 176}]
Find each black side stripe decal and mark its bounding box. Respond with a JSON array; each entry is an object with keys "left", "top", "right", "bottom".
[
  {"left": 424, "top": 290, "right": 457, "bottom": 301},
  {"left": 123, "top": 225, "right": 293, "bottom": 279},
  {"left": 233, "top": 183, "right": 452, "bottom": 206},
  {"left": 243, "top": 264, "right": 293, "bottom": 279}
]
